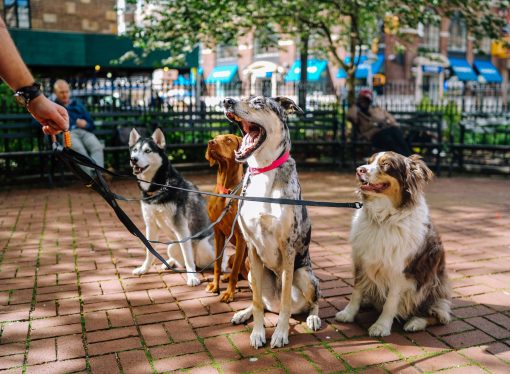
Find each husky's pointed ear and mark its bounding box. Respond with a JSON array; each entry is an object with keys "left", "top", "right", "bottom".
[
  {"left": 129, "top": 128, "right": 140, "bottom": 147},
  {"left": 272, "top": 96, "right": 304, "bottom": 114},
  {"left": 152, "top": 128, "right": 166, "bottom": 149}
]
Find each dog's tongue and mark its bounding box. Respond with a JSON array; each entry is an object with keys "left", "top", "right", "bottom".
[{"left": 360, "top": 183, "right": 388, "bottom": 192}]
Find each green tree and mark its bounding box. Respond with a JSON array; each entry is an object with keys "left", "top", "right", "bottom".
[{"left": 125, "top": 0, "right": 509, "bottom": 106}]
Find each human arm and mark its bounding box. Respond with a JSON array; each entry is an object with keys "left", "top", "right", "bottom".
[{"left": 0, "top": 18, "right": 68, "bottom": 134}]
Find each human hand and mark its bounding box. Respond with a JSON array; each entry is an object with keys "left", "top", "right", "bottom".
[
  {"left": 76, "top": 118, "right": 87, "bottom": 128},
  {"left": 28, "top": 95, "right": 69, "bottom": 135}
]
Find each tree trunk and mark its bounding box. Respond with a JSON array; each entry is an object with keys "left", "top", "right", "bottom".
[{"left": 298, "top": 33, "right": 309, "bottom": 111}]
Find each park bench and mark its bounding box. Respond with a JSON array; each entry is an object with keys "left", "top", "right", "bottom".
[
  {"left": 448, "top": 112, "right": 510, "bottom": 175},
  {"left": 0, "top": 113, "right": 53, "bottom": 184},
  {"left": 348, "top": 111, "right": 444, "bottom": 174}
]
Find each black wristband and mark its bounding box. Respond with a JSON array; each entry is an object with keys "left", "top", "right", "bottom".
[{"left": 13, "top": 82, "right": 42, "bottom": 108}]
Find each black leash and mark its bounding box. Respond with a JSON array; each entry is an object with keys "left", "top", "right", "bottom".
[{"left": 54, "top": 144, "right": 363, "bottom": 210}]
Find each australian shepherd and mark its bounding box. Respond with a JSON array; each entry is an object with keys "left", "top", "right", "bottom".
[{"left": 336, "top": 151, "right": 451, "bottom": 337}]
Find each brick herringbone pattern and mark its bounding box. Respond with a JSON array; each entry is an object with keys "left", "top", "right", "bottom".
[{"left": 1, "top": 172, "right": 509, "bottom": 373}]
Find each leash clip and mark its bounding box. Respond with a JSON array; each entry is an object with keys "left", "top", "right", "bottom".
[{"left": 354, "top": 202, "right": 363, "bottom": 209}]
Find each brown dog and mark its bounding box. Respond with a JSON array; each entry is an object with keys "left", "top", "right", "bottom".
[{"left": 205, "top": 134, "right": 248, "bottom": 302}]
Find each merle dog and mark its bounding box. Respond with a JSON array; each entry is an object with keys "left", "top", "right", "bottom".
[
  {"left": 223, "top": 96, "right": 321, "bottom": 349},
  {"left": 129, "top": 128, "right": 215, "bottom": 286}
]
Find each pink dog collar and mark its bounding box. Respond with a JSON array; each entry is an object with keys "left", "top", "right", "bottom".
[{"left": 249, "top": 151, "right": 290, "bottom": 176}]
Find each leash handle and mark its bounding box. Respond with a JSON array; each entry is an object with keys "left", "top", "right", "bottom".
[
  {"left": 63, "top": 131, "right": 72, "bottom": 148},
  {"left": 51, "top": 131, "right": 72, "bottom": 148}
]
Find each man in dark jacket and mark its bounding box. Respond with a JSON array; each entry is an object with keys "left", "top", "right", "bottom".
[
  {"left": 347, "top": 89, "right": 411, "bottom": 156},
  {"left": 54, "top": 79, "right": 104, "bottom": 176}
]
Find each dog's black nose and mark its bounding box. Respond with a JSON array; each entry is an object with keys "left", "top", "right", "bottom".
[
  {"left": 357, "top": 166, "right": 367, "bottom": 175},
  {"left": 223, "top": 97, "right": 236, "bottom": 107},
  {"left": 208, "top": 139, "right": 216, "bottom": 146},
  {"left": 131, "top": 157, "right": 138, "bottom": 164}
]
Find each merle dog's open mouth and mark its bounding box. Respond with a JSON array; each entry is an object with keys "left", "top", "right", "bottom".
[
  {"left": 226, "top": 112, "right": 266, "bottom": 161},
  {"left": 132, "top": 165, "right": 147, "bottom": 175},
  {"left": 359, "top": 180, "right": 390, "bottom": 193}
]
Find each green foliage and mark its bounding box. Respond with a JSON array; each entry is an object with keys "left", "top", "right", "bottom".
[{"left": 124, "top": 0, "right": 509, "bottom": 105}]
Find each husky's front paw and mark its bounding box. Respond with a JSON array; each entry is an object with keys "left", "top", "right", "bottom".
[
  {"left": 368, "top": 322, "right": 391, "bottom": 337},
  {"left": 270, "top": 324, "right": 289, "bottom": 348},
  {"left": 187, "top": 274, "right": 201, "bottom": 287},
  {"left": 160, "top": 258, "right": 177, "bottom": 270},
  {"left": 250, "top": 328, "right": 266, "bottom": 349},
  {"left": 335, "top": 309, "right": 356, "bottom": 323},
  {"left": 132, "top": 265, "right": 150, "bottom": 275},
  {"left": 306, "top": 315, "right": 321, "bottom": 331}
]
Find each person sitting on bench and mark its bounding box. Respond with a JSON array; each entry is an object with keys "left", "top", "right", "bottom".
[
  {"left": 53, "top": 79, "right": 105, "bottom": 177},
  {"left": 347, "top": 89, "right": 411, "bottom": 156}
]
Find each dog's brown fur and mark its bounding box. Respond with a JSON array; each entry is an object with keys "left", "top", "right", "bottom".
[{"left": 205, "top": 134, "right": 248, "bottom": 302}]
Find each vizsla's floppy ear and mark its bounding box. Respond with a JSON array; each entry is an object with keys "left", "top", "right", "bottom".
[
  {"left": 235, "top": 135, "right": 243, "bottom": 150},
  {"left": 408, "top": 154, "right": 433, "bottom": 183},
  {"left": 272, "top": 96, "right": 304, "bottom": 114},
  {"left": 129, "top": 128, "right": 140, "bottom": 148},
  {"left": 205, "top": 147, "right": 216, "bottom": 167},
  {"left": 151, "top": 128, "right": 166, "bottom": 149}
]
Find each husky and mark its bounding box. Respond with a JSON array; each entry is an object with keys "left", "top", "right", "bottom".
[
  {"left": 223, "top": 96, "right": 321, "bottom": 349},
  {"left": 128, "top": 128, "right": 215, "bottom": 286}
]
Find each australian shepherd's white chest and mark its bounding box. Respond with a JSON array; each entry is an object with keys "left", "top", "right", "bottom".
[{"left": 336, "top": 151, "right": 451, "bottom": 337}]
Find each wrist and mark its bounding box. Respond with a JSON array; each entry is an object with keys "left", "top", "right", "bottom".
[{"left": 14, "top": 82, "right": 42, "bottom": 108}]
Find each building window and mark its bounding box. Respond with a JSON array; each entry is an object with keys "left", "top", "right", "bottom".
[
  {"left": 448, "top": 13, "right": 467, "bottom": 52},
  {"left": 420, "top": 23, "right": 439, "bottom": 52},
  {"left": 216, "top": 43, "right": 238, "bottom": 61},
  {"left": 477, "top": 37, "right": 492, "bottom": 55},
  {"left": 3, "top": 0, "right": 31, "bottom": 29},
  {"left": 254, "top": 35, "right": 279, "bottom": 57}
]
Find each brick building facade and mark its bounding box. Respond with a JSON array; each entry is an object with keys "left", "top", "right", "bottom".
[{"left": 1, "top": 0, "right": 118, "bottom": 34}]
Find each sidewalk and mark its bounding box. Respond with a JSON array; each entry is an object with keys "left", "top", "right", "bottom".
[{"left": 0, "top": 171, "right": 509, "bottom": 373}]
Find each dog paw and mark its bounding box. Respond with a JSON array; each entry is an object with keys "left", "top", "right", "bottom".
[
  {"left": 404, "top": 317, "right": 427, "bottom": 332},
  {"left": 231, "top": 309, "right": 252, "bottom": 325},
  {"left": 270, "top": 325, "right": 289, "bottom": 348},
  {"left": 250, "top": 329, "right": 266, "bottom": 349},
  {"left": 219, "top": 290, "right": 235, "bottom": 303},
  {"left": 306, "top": 315, "right": 321, "bottom": 331},
  {"left": 132, "top": 266, "right": 149, "bottom": 276},
  {"left": 187, "top": 275, "right": 201, "bottom": 287},
  {"left": 205, "top": 282, "right": 219, "bottom": 294},
  {"left": 368, "top": 322, "right": 391, "bottom": 337},
  {"left": 160, "top": 259, "right": 176, "bottom": 270},
  {"left": 335, "top": 309, "right": 355, "bottom": 323}
]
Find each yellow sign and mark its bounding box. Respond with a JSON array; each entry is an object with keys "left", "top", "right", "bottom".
[
  {"left": 373, "top": 74, "right": 386, "bottom": 86},
  {"left": 492, "top": 37, "right": 510, "bottom": 58}
]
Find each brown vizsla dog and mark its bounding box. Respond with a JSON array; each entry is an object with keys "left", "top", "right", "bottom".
[{"left": 205, "top": 134, "right": 248, "bottom": 302}]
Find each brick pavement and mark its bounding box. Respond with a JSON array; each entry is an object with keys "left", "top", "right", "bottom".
[{"left": 0, "top": 171, "right": 509, "bottom": 373}]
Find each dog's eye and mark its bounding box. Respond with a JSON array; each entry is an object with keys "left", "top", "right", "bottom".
[
  {"left": 226, "top": 138, "right": 232, "bottom": 143},
  {"left": 133, "top": 148, "right": 138, "bottom": 152},
  {"left": 144, "top": 149, "right": 151, "bottom": 153}
]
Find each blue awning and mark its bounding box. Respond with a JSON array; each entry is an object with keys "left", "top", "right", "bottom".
[
  {"left": 337, "top": 54, "right": 384, "bottom": 79},
  {"left": 473, "top": 60, "right": 502, "bottom": 83},
  {"left": 173, "top": 67, "right": 203, "bottom": 86},
  {"left": 449, "top": 58, "right": 478, "bottom": 81},
  {"left": 284, "top": 59, "right": 328, "bottom": 82},
  {"left": 205, "top": 65, "right": 238, "bottom": 84}
]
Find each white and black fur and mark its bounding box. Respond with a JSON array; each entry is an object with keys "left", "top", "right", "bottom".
[
  {"left": 335, "top": 152, "right": 451, "bottom": 336},
  {"left": 129, "top": 128, "right": 215, "bottom": 286},
  {"left": 223, "top": 96, "right": 321, "bottom": 349}
]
